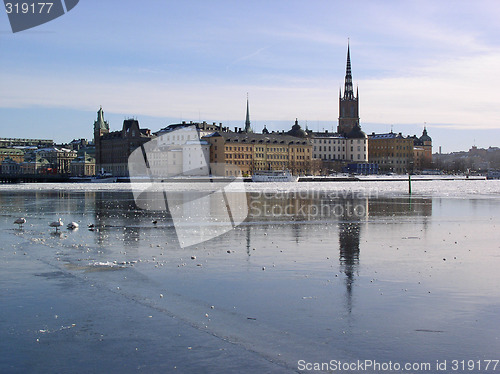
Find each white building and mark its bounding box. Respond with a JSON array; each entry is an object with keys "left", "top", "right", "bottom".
[{"left": 310, "top": 123, "right": 368, "bottom": 163}]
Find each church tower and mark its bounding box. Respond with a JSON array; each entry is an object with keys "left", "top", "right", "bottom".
[
  {"left": 338, "top": 42, "right": 360, "bottom": 135},
  {"left": 93, "top": 106, "right": 109, "bottom": 172},
  {"left": 244, "top": 94, "right": 252, "bottom": 133}
]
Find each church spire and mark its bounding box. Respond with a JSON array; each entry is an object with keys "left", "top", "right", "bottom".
[
  {"left": 338, "top": 40, "right": 360, "bottom": 135},
  {"left": 343, "top": 41, "right": 354, "bottom": 100},
  {"left": 244, "top": 93, "right": 252, "bottom": 133}
]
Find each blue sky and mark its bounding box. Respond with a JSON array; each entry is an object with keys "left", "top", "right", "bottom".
[{"left": 1, "top": 0, "right": 500, "bottom": 152}]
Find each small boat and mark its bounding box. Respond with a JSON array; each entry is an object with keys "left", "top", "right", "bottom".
[
  {"left": 90, "top": 170, "right": 117, "bottom": 183},
  {"left": 252, "top": 170, "right": 298, "bottom": 182},
  {"left": 90, "top": 176, "right": 117, "bottom": 183}
]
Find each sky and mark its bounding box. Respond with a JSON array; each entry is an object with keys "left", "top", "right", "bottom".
[{"left": 1, "top": 0, "right": 500, "bottom": 153}]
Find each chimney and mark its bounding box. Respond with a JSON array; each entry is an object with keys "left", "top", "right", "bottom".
[{"left": 234, "top": 127, "right": 238, "bottom": 133}]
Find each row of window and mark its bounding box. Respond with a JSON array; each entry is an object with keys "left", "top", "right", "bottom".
[
  {"left": 370, "top": 145, "right": 410, "bottom": 150},
  {"left": 313, "top": 145, "right": 367, "bottom": 152},
  {"left": 223, "top": 145, "right": 309, "bottom": 153},
  {"left": 312, "top": 138, "right": 366, "bottom": 144}
]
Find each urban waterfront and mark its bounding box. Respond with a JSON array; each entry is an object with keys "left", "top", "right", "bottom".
[{"left": 1, "top": 180, "right": 499, "bottom": 373}]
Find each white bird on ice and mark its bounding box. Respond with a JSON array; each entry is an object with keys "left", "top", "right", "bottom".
[{"left": 49, "top": 218, "right": 64, "bottom": 231}]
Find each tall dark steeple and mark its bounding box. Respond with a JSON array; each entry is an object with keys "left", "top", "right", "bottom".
[
  {"left": 338, "top": 41, "right": 360, "bottom": 135},
  {"left": 244, "top": 94, "right": 252, "bottom": 133},
  {"left": 344, "top": 44, "right": 354, "bottom": 100}
]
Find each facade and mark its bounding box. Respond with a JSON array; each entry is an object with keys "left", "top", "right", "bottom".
[
  {"left": 21, "top": 155, "right": 50, "bottom": 174},
  {"left": 0, "top": 138, "right": 53, "bottom": 148},
  {"left": 368, "top": 128, "right": 433, "bottom": 174},
  {"left": 308, "top": 44, "right": 369, "bottom": 174},
  {"left": 0, "top": 148, "right": 24, "bottom": 164},
  {"left": 1, "top": 158, "right": 22, "bottom": 174},
  {"left": 155, "top": 121, "right": 224, "bottom": 140},
  {"left": 368, "top": 132, "right": 414, "bottom": 173},
  {"left": 412, "top": 128, "right": 433, "bottom": 170},
  {"left": 94, "top": 107, "right": 154, "bottom": 176},
  {"left": 310, "top": 127, "right": 368, "bottom": 163},
  {"left": 36, "top": 147, "right": 78, "bottom": 174},
  {"left": 146, "top": 125, "right": 210, "bottom": 177},
  {"left": 203, "top": 130, "right": 312, "bottom": 177},
  {"left": 70, "top": 153, "right": 96, "bottom": 176}
]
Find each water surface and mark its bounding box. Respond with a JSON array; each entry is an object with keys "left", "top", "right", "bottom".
[{"left": 1, "top": 181, "right": 499, "bottom": 373}]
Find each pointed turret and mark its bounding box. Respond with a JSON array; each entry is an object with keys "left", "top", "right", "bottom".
[
  {"left": 244, "top": 94, "right": 252, "bottom": 133},
  {"left": 94, "top": 106, "right": 109, "bottom": 134}
]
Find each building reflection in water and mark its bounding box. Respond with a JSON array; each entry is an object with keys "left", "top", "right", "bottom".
[
  {"left": 338, "top": 206, "right": 362, "bottom": 314},
  {"left": 247, "top": 192, "right": 432, "bottom": 313}
]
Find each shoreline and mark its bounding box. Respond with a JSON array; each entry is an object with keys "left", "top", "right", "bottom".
[{"left": 0, "top": 174, "right": 488, "bottom": 184}]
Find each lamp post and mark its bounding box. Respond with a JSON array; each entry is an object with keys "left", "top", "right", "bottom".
[{"left": 408, "top": 160, "right": 414, "bottom": 194}]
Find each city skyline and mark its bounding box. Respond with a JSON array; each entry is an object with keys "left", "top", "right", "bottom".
[{"left": 1, "top": 0, "right": 500, "bottom": 152}]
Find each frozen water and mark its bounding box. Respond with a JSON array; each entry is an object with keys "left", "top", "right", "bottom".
[{"left": 0, "top": 181, "right": 499, "bottom": 373}]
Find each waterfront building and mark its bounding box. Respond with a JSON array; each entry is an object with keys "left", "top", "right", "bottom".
[
  {"left": 368, "top": 128, "right": 433, "bottom": 174},
  {"left": 308, "top": 43, "right": 369, "bottom": 174},
  {"left": 310, "top": 125, "right": 368, "bottom": 162},
  {"left": 36, "top": 147, "right": 78, "bottom": 175},
  {"left": 0, "top": 148, "right": 24, "bottom": 164},
  {"left": 0, "top": 138, "right": 53, "bottom": 148},
  {"left": 1, "top": 158, "right": 21, "bottom": 175},
  {"left": 155, "top": 121, "right": 226, "bottom": 139},
  {"left": 412, "top": 127, "right": 433, "bottom": 170},
  {"left": 144, "top": 125, "right": 210, "bottom": 178},
  {"left": 21, "top": 154, "right": 50, "bottom": 175},
  {"left": 93, "top": 107, "right": 154, "bottom": 176},
  {"left": 203, "top": 127, "right": 312, "bottom": 177},
  {"left": 367, "top": 131, "right": 414, "bottom": 173},
  {"left": 70, "top": 153, "right": 96, "bottom": 177}
]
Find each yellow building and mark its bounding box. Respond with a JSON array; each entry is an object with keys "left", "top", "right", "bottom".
[
  {"left": 0, "top": 148, "right": 24, "bottom": 164},
  {"left": 202, "top": 132, "right": 312, "bottom": 176},
  {"left": 368, "top": 132, "right": 414, "bottom": 173}
]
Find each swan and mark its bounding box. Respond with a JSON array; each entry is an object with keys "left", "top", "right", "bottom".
[{"left": 49, "top": 218, "right": 63, "bottom": 231}]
